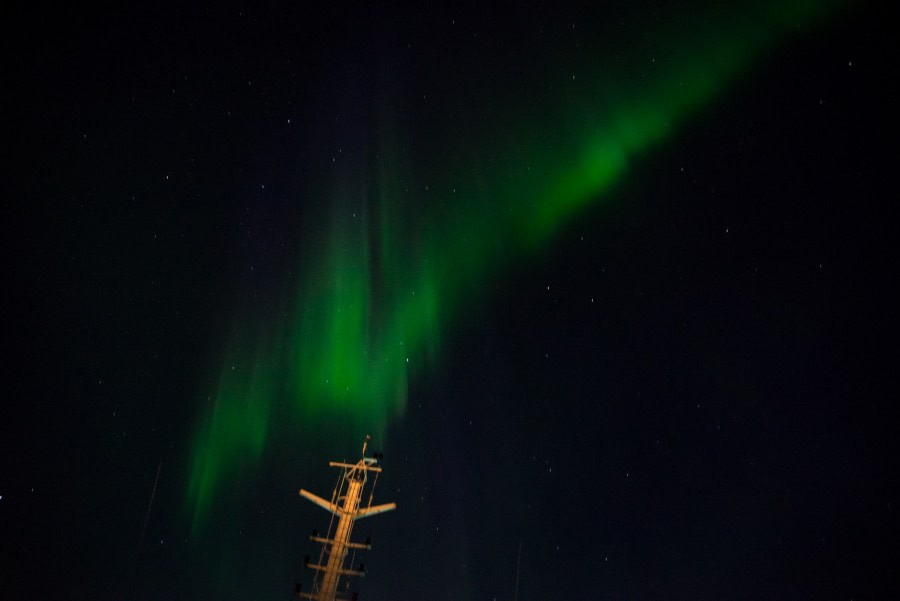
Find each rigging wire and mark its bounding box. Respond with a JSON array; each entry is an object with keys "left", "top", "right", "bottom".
[
  {"left": 514, "top": 541, "right": 522, "bottom": 601},
  {"left": 133, "top": 461, "right": 161, "bottom": 566}
]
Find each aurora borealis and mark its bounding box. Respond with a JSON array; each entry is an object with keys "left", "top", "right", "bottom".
[
  {"left": 186, "top": 0, "right": 842, "bottom": 529},
  {"left": 7, "top": 1, "right": 897, "bottom": 599}
]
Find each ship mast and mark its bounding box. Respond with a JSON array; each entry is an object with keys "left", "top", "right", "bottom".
[{"left": 295, "top": 436, "right": 396, "bottom": 601}]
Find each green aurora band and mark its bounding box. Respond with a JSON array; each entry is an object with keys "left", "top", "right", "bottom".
[{"left": 186, "top": 1, "right": 842, "bottom": 529}]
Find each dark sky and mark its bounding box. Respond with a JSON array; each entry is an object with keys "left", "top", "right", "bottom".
[{"left": 4, "top": 2, "right": 897, "bottom": 600}]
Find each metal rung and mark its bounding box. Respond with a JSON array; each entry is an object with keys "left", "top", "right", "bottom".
[
  {"left": 329, "top": 461, "right": 383, "bottom": 473},
  {"left": 305, "top": 563, "right": 365, "bottom": 578},
  {"left": 310, "top": 535, "right": 372, "bottom": 550}
]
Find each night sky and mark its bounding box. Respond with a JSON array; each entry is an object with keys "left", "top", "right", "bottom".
[{"left": 4, "top": 1, "right": 897, "bottom": 599}]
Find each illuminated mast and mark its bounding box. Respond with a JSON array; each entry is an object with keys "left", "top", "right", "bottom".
[{"left": 295, "top": 436, "right": 396, "bottom": 601}]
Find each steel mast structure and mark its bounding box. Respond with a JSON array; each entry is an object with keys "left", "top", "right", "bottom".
[{"left": 295, "top": 436, "right": 396, "bottom": 601}]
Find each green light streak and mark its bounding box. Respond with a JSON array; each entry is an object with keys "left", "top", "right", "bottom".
[
  {"left": 186, "top": 325, "right": 279, "bottom": 533},
  {"left": 186, "top": 1, "right": 842, "bottom": 527}
]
